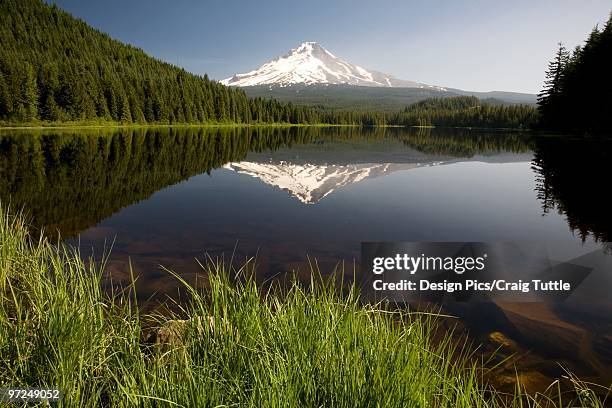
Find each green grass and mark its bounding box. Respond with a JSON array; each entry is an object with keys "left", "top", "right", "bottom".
[{"left": 0, "top": 207, "right": 608, "bottom": 407}]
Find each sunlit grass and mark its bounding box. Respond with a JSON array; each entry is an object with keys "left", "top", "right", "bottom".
[{"left": 0, "top": 206, "right": 608, "bottom": 407}]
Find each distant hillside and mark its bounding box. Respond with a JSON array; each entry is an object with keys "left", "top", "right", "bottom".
[
  {"left": 0, "top": 0, "right": 321, "bottom": 125},
  {"left": 388, "top": 96, "right": 538, "bottom": 129},
  {"left": 241, "top": 84, "right": 536, "bottom": 113}
]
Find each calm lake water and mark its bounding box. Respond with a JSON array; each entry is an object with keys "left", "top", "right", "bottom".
[{"left": 1, "top": 126, "right": 611, "bottom": 390}]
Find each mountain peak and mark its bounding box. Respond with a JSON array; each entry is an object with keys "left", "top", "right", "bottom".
[
  {"left": 291, "top": 41, "right": 337, "bottom": 59},
  {"left": 295, "top": 41, "right": 319, "bottom": 49},
  {"left": 220, "top": 42, "right": 431, "bottom": 88}
]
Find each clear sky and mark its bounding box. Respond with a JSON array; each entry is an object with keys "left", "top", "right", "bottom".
[{"left": 51, "top": 0, "right": 610, "bottom": 94}]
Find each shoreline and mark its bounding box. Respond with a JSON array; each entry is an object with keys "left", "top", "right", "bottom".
[
  {"left": 0, "top": 122, "right": 532, "bottom": 132},
  {"left": 0, "top": 122, "right": 359, "bottom": 130}
]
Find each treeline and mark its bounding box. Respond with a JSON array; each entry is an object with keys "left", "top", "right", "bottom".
[
  {"left": 537, "top": 12, "right": 612, "bottom": 132},
  {"left": 316, "top": 97, "right": 538, "bottom": 128},
  {"left": 404, "top": 96, "right": 483, "bottom": 111},
  {"left": 386, "top": 96, "right": 538, "bottom": 129}
]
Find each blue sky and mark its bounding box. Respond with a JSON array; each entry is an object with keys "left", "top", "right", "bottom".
[{"left": 51, "top": 0, "right": 611, "bottom": 93}]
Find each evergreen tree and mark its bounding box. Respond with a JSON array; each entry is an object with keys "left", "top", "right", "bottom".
[
  {"left": 537, "top": 43, "right": 569, "bottom": 127},
  {"left": 0, "top": 72, "right": 9, "bottom": 118},
  {"left": 120, "top": 96, "right": 132, "bottom": 123},
  {"left": 23, "top": 63, "right": 39, "bottom": 121},
  {"left": 41, "top": 92, "right": 60, "bottom": 121}
]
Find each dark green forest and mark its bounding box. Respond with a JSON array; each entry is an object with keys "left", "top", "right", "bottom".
[
  {"left": 0, "top": 0, "right": 539, "bottom": 129},
  {"left": 537, "top": 12, "right": 612, "bottom": 132},
  {"left": 0, "top": 0, "right": 326, "bottom": 125},
  {"left": 307, "top": 96, "right": 538, "bottom": 128},
  {"left": 387, "top": 96, "right": 538, "bottom": 129}
]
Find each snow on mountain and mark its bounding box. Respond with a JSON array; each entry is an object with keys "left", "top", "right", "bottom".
[
  {"left": 223, "top": 160, "right": 440, "bottom": 204},
  {"left": 221, "top": 42, "right": 445, "bottom": 90}
]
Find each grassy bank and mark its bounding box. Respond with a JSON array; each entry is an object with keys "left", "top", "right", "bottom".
[{"left": 0, "top": 209, "right": 607, "bottom": 407}]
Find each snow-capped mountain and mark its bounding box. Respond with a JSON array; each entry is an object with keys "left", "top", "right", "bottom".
[
  {"left": 221, "top": 42, "right": 444, "bottom": 90},
  {"left": 224, "top": 161, "right": 439, "bottom": 204}
]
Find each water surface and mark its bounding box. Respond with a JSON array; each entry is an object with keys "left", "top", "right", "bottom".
[{"left": 1, "top": 126, "right": 611, "bottom": 390}]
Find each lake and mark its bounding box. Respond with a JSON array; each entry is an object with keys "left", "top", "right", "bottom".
[{"left": 1, "top": 126, "right": 611, "bottom": 391}]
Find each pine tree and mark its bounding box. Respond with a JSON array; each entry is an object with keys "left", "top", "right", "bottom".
[
  {"left": 41, "top": 92, "right": 60, "bottom": 121},
  {"left": 23, "top": 62, "right": 39, "bottom": 121},
  {"left": 120, "top": 94, "right": 132, "bottom": 123},
  {"left": 537, "top": 43, "right": 570, "bottom": 127},
  {"left": 0, "top": 72, "right": 10, "bottom": 118}
]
